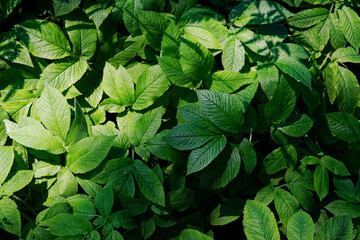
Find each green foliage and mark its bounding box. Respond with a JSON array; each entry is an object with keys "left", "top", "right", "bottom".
[{"left": 0, "top": 0, "right": 359, "bottom": 239}]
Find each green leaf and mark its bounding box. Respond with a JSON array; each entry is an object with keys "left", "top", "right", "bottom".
[
  {"left": 326, "top": 112, "right": 360, "bottom": 143},
  {"left": 66, "top": 100, "right": 88, "bottom": 146},
  {"left": 55, "top": 167, "right": 78, "bottom": 198},
  {"left": 66, "top": 135, "right": 116, "bottom": 174},
  {"left": 274, "top": 188, "right": 299, "bottom": 226},
  {"left": 133, "top": 65, "right": 170, "bottom": 110},
  {"left": 138, "top": 11, "right": 170, "bottom": 51},
  {"left": 39, "top": 57, "right": 89, "bottom": 92},
  {"left": 264, "top": 145, "right": 297, "bottom": 174},
  {"left": 123, "top": 0, "right": 143, "bottom": 36},
  {"left": 38, "top": 84, "right": 70, "bottom": 140},
  {"left": 0, "top": 198, "right": 21, "bottom": 236},
  {"left": 314, "top": 216, "right": 353, "bottom": 240},
  {"left": 65, "top": 11, "right": 97, "bottom": 59},
  {"left": 243, "top": 200, "right": 280, "bottom": 240},
  {"left": 161, "top": 21, "right": 181, "bottom": 58},
  {"left": 328, "top": 13, "right": 347, "bottom": 49},
  {"left": 325, "top": 200, "right": 360, "bottom": 218},
  {"left": 52, "top": 0, "right": 80, "bottom": 17},
  {"left": 83, "top": 1, "right": 112, "bottom": 29},
  {"left": 197, "top": 90, "right": 244, "bottom": 134},
  {"left": 320, "top": 156, "right": 350, "bottom": 176},
  {"left": 179, "top": 229, "right": 213, "bottom": 240},
  {"left": 183, "top": 26, "right": 222, "bottom": 50},
  {"left": 205, "top": 71, "right": 252, "bottom": 93},
  {"left": 221, "top": 36, "right": 245, "bottom": 72},
  {"left": 338, "top": 6, "right": 360, "bottom": 52},
  {"left": 102, "top": 62, "right": 135, "bottom": 106},
  {"left": 0, "top": 170, "right": 33, "bottom": 197},
  {"left": 49, "top": 213, "right": 93, "bottom": 236},
  {"left": 287, "top": 210, "right": 314, "bottom": 240},
  {"left": 331, "top": 47, "right": 360, "bottom": 63},
  {"left": 0, "top": 32, "right": 33, "bottom": 67},
  {"left": 17, "top": 19, "right": 71, "bottom": 60},
  {"left": 164, "top": 123, "right": 216, "bottom": 150},
  {"left": 33, "top": 160, "right": 61, "bottom": 178},
  {"left": 141, "top": 218, "right": 155, "bottom": 239},
  {"left": 179, "top": 37, "right": 214, "bottom": 82},
  {"left": 0, "top": 146, "right": 14, "bottom": 185},
  {"left": 95, "top": 187, "right": 114, "bottom": 217},
  {"left": 288, "top": 8, "right": 329, "bottom": 28},
  {"left": 274, "top": 57, "right": 312, "bottom": 89},
  {"left": 235, "top": 27, "right": 270, "bottom": 56},
  {"left": 157, "top": 56, "right": 193, "bottom": 88},
  {"left": 210, "top": 198, "right": 243, "bottom": 226},
  {"left": 257, "top": 63, "right": 279, "bottom": 99},
  {"left": 4, "top": 121, "right": 66, "bottom": 154},
  {"left": 314, "top": 165, "right": 329, "bottom": 201},
  {"left": 132, "top": 160, "right": 165, "bottom": 206},
  {"left": 187, "top": 135, "right": 227, "bottom": 175},
  {"left": 265, "top": 76, "right": 296, "bottom": 124},
  {"left": 278, "top": 114, "right": 314, "bottom": 137},
  {"left": 239, "top": 138, "right": 257, "bottom": 174},
  {"left": 133, "top": 107, "right": 163, "bottom": 146}
]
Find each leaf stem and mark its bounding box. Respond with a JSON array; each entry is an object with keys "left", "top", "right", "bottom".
[{"left": 319, "top": 53, "right": 331, "bottom": 70}]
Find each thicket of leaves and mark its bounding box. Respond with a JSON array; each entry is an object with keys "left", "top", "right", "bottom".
[{"left": 0, "top": 0, "right": 360, "bottom": 239}]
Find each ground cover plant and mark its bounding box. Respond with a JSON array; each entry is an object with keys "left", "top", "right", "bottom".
[{"left": 0, "top": 0, "right": 360, "bottom": 239}]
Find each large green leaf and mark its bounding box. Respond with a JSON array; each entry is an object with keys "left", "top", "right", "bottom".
[
  {"left": 39, "top": 57, "right": 89, "bottom": 92},
  {"left": 102, "top": 62, "right": 135, "bottom": 106},
  {"left": 288, "top": 8, "right": 329, "bottom": 28},
  {"left": 49, "top": 213, "right": 93, "bottom": 236},
  {"left": 66, "top": 135, "right": 116, "bottom": 174},
  {"left": 0, "top": 170, "right": 33, "bottom": 197},
  {"left": 314, "top": 216, "right": 353, "bottom": 240},
  {"left": 183, "top": 26, "right": 222, "bottom": 50},
  {"left": 4, "top": 121, "right": 66, "bottom": 154},
  {"left": 38, "top": 84, "right": 70, "bottom": 140},
  {"left": 314, "top": 165, "right": 329, "bottom": 201},
  {"left": 326, "top": 112, "right": 360, "bottom": 143},
  {"left": 287, "top": 210, "right": 314, "bottom": 240},
  {"left": 338, "top": 6, "right": 360, "bottom": 52},
  {"left": 17, "top": 19, "right": 71, "bottom": 60},
  {"left": 328, "top": 13, "right": 347, "bottom": 49},
  {"left": 123, "top": 0, "right": 143, "bottom": 36},
  {"left": 222, "top": 35, "right": 245, "bottom": 72},
  {"left": 95, "top": 187, "right": 114, "bottom": 217},
  {"left": 187, "top": 135, "right": 227, "bottom": 175},
  {"left": 325, "top": 200, "right": 360, "bottom": 219},
  {"left": 52, "top": 0, "right": 81, "bottom": 17},
  {"left": 197, "top": 90, "right": 244, "bottom": 134},
  {"left": 0, "top": 198, "right": 21, "bottom": 236},
  {"left": 133, "top": 65, "right": 170, "bottom": 110},
  {"left": 320, "top": 156, "right": 350, "bottom": 176},
  {"left": 274, "top": 188, "right": 299, "bottom": 226},
  {"left": 132, "top": 160, "right": 165, "bottom": 206},
  {"left": 235, "top": 27, "right": 270, "bottom": 56},
  {"left": 243, "top": 200, "right": 280, "bottom": 240},
  {"left": 179, "top": 37, "right": 214, "bottom": 81},
  {"left": 0, "top": 146, "right": 14, "bottom": 185}
]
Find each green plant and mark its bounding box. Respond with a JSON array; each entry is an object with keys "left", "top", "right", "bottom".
[{"left": 0, "top": 0, "right": 360, "bottom": 239}]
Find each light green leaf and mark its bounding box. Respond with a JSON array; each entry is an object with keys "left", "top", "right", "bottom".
[
  {"left": 328, "top": 13, "right": 347, "bottom": 49},
  {"left": 0, "top": 170, "right": 33, "bottom": 197},
  {"left": 278, "top": 114, "right": 314, "bottom": 137},
  {"left": 17, "top": 19, "right": 71, "bottom": 60},
  {"left": 161, "top": 21, "right": 181, "bottom": 58},
  {"left": 4, "top": 121, "right": 66, "bottom": 154},
  {"left": 66, "top": 135, "right": 116, "bottom": 174},
  {"left": 0, "top": 198, "right": 21, "bottom": 236},
  {"left": 157, "top": 56, "right": 193, "bottom": 88},
  {"left": 39, "top": 57, "right": 89, "bottom": 92},
  {"left": 133, "top": 65, "right": 170, "bottom": 110},
  {"left": 331, "top": 47, "right": 360, "bottom": 63},
  {"left": 0, "top": 146, "right": 14, "bottom": 185},
  {"left": 102, "top": 62, "right": 135, "bottom": 106},
  {"left": 320, "top": 156, "right": 350, "bottom": 176},
  {"left": 65, "top": 11, "right": 97, "bottom": 59},
  {"left": 326, "top": 112, "right": 360, "bottom": 143},
  {"left": 133, "top": 107, "right": 163, "bottom": 146},
  {"left": 243, "top": 200, "right": 280, "bottom": 240},
  {"left": 314, "top": 216, "right": 353, "bottom": 240},
  {"left": 287, "top": 210, "right": 314, "bottom": 240},
  {"left": 83, "top": 0, "right": 112, "bottom": 29},
  {"left": 235, "top": 27, "right": 270, "bottom": 56},
  {"left": 0, "top": 32, "right": 33, "bottom": 67},
  {"left": 49, "top": 213, "right": 93, "bottom": 236},
  {"left": 179, "top": 37, "right": 214, "bottom": 81},
  {"left": 38, "top": 84, "right": 70, "bottom": 140},
  {"left": 257, "top": 63, "right": 279, "bottom": 99},
  {"left": 179, "top": 229, "right": 213, "bottom": 240},
  {"left": 271, "top": 43, "right": 310, "bottom": 60},
  {"left": 325, "top": 200, "right": 360, "bottom": 219},
  {"left": 221, "top": 36, "right": 245, "bottom": 72},
  {"left": 314, "top": 165, "right": 329, "bottom": 201},
  {"left": 265, "top": 76, "right": 296, "bottom": 124},
  {"left": 123, "top": 0, "right": 143, "bottom": 36},
  {"left": 66, "top": 100, "right": 88, "bottom": 146},
  {"left": 183, "top": 26, "right": 222, "bottom": 50},
  {"left": 338, "top": 6, "right": 360, "bottom": 52},
  {"left": 197, "top": 90, "right": 244, "bottom": 134},
  {"left": 52, "top": 0, "right": 80, "bottom": 17},
  {"left": 56, "top": 168, "right": 78, "bottom": 198},
  {"left": 33, "top": 160, "right": 61, "bottom": 178},
  {"left": 274, "top": 188, "right": 299, "bottom": 226},
  {"left": 206, "top": 70, "right": 252, "bottom": 93},
  {"left": 187, "top": 135, "right": 227, "bottom": 175},
  {"left": 132, "top": 160, "right": 165, "bottom": 206},
  {"left": 138, "top": 11, "right": 170, "bottom": 51},
  {"left": 95, "top": 187, "right": 113, "bottom": 217},
  {"left": 288, "top": 8, "right": 329, "bottom": 28},
  {"left": 274, "top": 57, "right": 312, "bottom": 89}
]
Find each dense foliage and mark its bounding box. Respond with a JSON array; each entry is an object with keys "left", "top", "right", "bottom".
[{"left": 0, "top": 0, "right": 360, "bottom": 239}]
